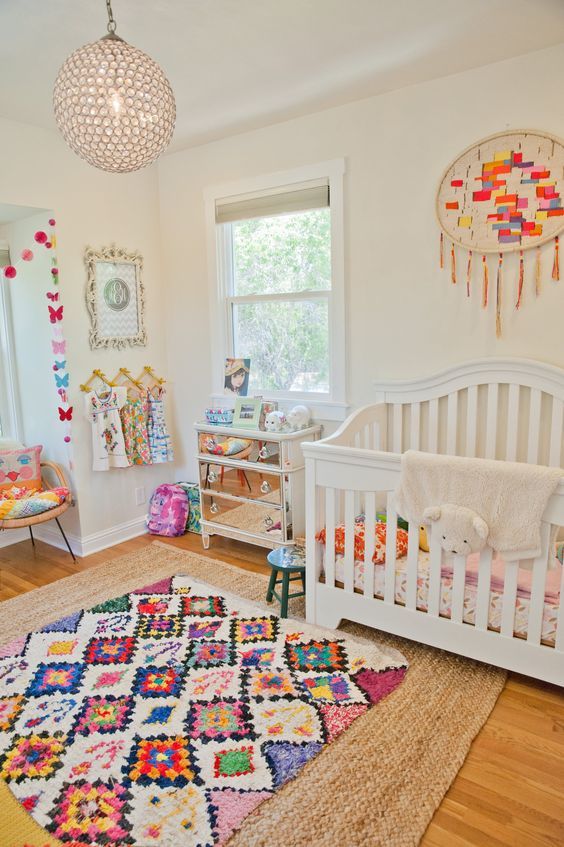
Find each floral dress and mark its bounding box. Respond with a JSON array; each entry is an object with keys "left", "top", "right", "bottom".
[
  {"left": 120, "top": 394, "right": 152, "bottom": 465},
  {"left": 85, "top": 388, "right": 129, "bottom": 471},
  {"left": 147, "top": 386, "right": 174, "bottom": 463}
]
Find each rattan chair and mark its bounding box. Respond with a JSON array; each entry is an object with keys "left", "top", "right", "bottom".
[{"left": 0, "top": 461, "right": 76, "bottom": 561}]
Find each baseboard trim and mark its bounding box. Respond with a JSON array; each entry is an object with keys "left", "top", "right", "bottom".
[{"left": 0, "top": 516, "right": 148, "bottom": 558}]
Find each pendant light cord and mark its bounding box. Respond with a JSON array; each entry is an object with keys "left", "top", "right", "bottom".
[{"left": 106, "top": 0, "right": 117, "bottom": 34}]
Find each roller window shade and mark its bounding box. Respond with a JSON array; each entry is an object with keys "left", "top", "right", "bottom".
[
  {"left": 0, "top": 242, "right": 10, "bottom": 268},
  {"left": 216, "top": 182, "right": 329, "bottom": 224}
]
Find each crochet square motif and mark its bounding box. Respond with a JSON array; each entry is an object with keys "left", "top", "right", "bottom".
[
  {"left": 26, "top": 662, "right": 84, "bottom": 696},
  {"left": 85, "top": 637, "right": 135, "bottom": 665}
]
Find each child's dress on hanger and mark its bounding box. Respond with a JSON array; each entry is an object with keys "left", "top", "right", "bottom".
[
  {"left": 85, "top": 387, "right": 129, "bottom": 471},
  {"left": 147, "top": 385, "right": 174, "bottom": 463},
  {"left": 120, "top": 393, "right": 152, "bottom": 465}
]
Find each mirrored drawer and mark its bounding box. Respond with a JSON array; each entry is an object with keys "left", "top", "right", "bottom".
[
  {"left": 202, "top": 493, "right": 284, "bottom": 540},
  {"left": 198, "top": 432, "right": 281, "bottom": 467},
  {"left": 199, "top": 461, "right": 282, "bottom": 505}
]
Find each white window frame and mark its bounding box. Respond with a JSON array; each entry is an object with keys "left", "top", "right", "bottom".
[
  {"left": 0, "top": 279, "right": 22, "bottom": 440},
  {"left": 204, "top": 159, "right": 347, "bottom": 421}
]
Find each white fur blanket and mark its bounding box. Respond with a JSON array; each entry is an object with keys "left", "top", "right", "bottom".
[{"left": 394, "top": 450, "right": 563, "bottom": 561}]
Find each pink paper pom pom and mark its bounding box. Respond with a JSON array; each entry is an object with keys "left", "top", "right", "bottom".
[
  {"left": 21, "top": 248, "right": 34, "bottom": 261},
  {"left": 3, "top": 266, "right": 17, "bottom": 279},
  {"left": 34, "top": 231, "right": 47, "bottom": 244},
  {"left": 64, "top": 436, "right": 71, "bottom": 443},
  {"left": 48, "top": 218, "right": 56, "bottom": 226},
  {"left": 51, "top": 268, "right": 59, "bottom": 276},
  {"left": 45, "top": 242, "right": 52, "bottom": 249}
]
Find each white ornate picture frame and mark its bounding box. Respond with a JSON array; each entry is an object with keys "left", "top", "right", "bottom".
[{"left": 85, "top": 244, "right": 147, "bottom": 349}]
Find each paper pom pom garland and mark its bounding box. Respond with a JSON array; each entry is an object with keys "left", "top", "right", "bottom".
[{"left": 0, "top": 216, "right": 72, "bottom": 458}]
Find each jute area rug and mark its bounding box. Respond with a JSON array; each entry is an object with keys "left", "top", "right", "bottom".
[{"left": 0, "top": 542, "right": 506, "bottom": 847}]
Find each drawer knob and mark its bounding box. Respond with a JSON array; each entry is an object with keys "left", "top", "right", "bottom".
[
  {"left": 264, "top": 516, "right": 274, "bottom": 528},
  {"left": 207, "top": 471, "right": 217, "bottom": 483},
  {"left": 258, "top": 447, "right": 269, "bottom": 459},
  {"left": 210, "top": 502, "right": 219, "bottom": 514},
  {"left": 260, "top": 481, "right": 272, "bottom": 494}
]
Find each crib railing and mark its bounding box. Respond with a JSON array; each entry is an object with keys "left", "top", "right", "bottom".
[{"left": 304, "top": 443, "right": 564, "bottom": 685}]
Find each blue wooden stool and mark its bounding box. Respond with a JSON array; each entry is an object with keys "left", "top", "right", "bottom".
[{"left": 266, "top": 546, "right": 306, "bottom": 618}]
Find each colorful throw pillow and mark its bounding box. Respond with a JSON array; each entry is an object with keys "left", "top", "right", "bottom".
[
  {"left": 0, "top": 487, "right": 68, "bottom": 521},
  {"left": 316, "top": 521, "right": 409, "bottom": 564},
  {"left": 203, "top": 436, "right": 252, "bottom": 456},
  {"left": 0, "top": 445, "right": 42, "bottom": 498}
]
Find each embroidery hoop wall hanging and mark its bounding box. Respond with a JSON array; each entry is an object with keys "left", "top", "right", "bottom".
[{"left": 436, "top": 130, "right": 564, "bottom": 337}]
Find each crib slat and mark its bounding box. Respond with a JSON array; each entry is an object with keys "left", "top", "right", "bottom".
[
  {"left": 505, "top": 384, "right": 519, "bottom": 461},
  {"left": 527, "top": 388, "right": 541, "bottom": 464},
  {"left": 324, "top": 487, "right": 336, "bottom": 589},
  {"left": 556, "top": 560, "right": 564, "bottom": 652},
  {"left": 485, "top": 383, "right": 498, "bottom": 459},
  {"left": 392, "top": 404, "right": 402, "bottom": 453},
  {"left": 409, "top": 402, "right": 420, "bottom": 451},
  {"left": 500, "top": 561, "right": 519, "bottom": 637},
  {"left": 406, "top": 521, "right": 419, "bottom": 610},
  {"left": 427, "top": 523, "right": 442, "bottom": 617},
  {"left": 527, "top": 523, "right": 551, "bottom": 646},
  {"left": 451, "top": 555, "right": 466, "bottom": 624},
  {"left": 384, "top": 492, "right": 397, "bottom": 604},
  {"left": 363, "top": 492, "right": 376, "bottom": 598},
  {"left": 466, "top": 385, "right": 478, "bottom": 458},
  {"left": 446, "top": 392, "right": 458, "bottom": 455},
  {"left": 549, "top": 398, "right": 563, "bottom": 467},
  {"left": 344, "top": 490, "right": 355, "bottom": 593},
  {"left": 372, "top": 422, "right": 381, "bottom": 451},
  {"left": 475, "top": 547, "right": 493, "bottom": 631},
  {"left": 428, "top": 399, "right": 439, "bottom": 453}
]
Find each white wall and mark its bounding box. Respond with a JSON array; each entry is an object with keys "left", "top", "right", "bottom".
[
  {"left": 158, "top": 43, "right": 564, "bottom": 481},
  {"left": 0, "top": 117, "right": 173, "bottom": 546}
]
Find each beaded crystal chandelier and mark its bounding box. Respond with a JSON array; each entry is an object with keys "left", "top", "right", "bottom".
[{"left": 53, "top": 0, "right": 176, "bottom": 173}]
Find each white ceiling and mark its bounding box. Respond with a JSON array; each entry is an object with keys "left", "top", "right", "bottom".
[{"left": 1, "top": 0, "right": 564, "bottom": 152}]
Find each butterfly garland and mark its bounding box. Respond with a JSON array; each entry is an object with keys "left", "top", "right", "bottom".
[{"left": 44, "top": 220, "right": 74, "bottom": 461}]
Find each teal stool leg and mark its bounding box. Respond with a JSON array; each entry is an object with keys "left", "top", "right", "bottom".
[
  {"left": 280, "top": 571, "right": 290, "bottom": 618},
  {"left": 266, "top": 567, "right": 277, "bottom": 603}
]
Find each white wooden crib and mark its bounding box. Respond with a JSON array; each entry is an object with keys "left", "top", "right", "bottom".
[{"left": 303, "top": 358, "right": 564, "bottom": 686}]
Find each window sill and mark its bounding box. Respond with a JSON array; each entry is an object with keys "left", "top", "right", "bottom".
[{"left": 209, "top": 394, "right": 349, "bottom": 422}]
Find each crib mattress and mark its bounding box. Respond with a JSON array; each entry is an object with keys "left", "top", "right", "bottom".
[{"left": 323, "top": 551, "right": 560, "bottom": 646}]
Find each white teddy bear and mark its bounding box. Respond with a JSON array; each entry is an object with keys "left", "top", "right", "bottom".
[
  {"left": 264, "top": 411, "right": 288, "bottom": 432},
  {"left": 422, "top": 503, "right": 489, "bottom": 556},
  {"left": 286, "top": 405, "right": 311, "bottom": 431}
]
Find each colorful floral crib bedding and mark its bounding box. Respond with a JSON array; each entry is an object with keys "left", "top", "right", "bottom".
[{"left": 320, "top": 548, "right": 562, "bottom": 647}]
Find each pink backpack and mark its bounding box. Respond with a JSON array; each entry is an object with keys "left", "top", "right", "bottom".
[{"left": 147, "top": 484, "right": 189, "bottom": 537}]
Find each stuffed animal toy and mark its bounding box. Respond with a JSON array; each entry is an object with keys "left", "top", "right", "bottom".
[
  {"left": 264, "top": 411, "right": 288, "bottom": 432},
  {"left": 422, "top": 503, "right": 489, "bottom": 556},
  {"left": 286, "top": 404, "right": 311, "bottom": 431}
]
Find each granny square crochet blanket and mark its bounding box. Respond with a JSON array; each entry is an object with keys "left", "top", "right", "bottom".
[{"left": 0, "top": 575, "right": 407, "bottom": 846}]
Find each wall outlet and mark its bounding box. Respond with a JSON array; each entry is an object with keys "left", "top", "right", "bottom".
[{"left": 135, "top": 486, "right": 146, "bottom": 506}]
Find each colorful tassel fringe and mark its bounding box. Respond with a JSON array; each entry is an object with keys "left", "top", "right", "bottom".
[
  {"left": 552, "top": 235, "right": 560, "bottom": 281},
  {"left": 516, "top": 250, "right": 524, "bottom": 310},
  {"left": 466, "top": 250, "right": 472, "bottom": 297},
  {"left": 535, "top": 246, "right": 541, "bottom": 296},
  {"left": 496, "top": 253, "right": 503, "bottom": 339},
  {"left": 482, "top": 254, "right": 488, "bottom": 308},
  {"left": 451, "top": 243, "right": 456, "bottom": 284}
]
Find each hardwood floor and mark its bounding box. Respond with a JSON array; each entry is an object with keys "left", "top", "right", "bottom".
[{"left": 1, "top": 532, "right": 563, "bottom": 846}]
